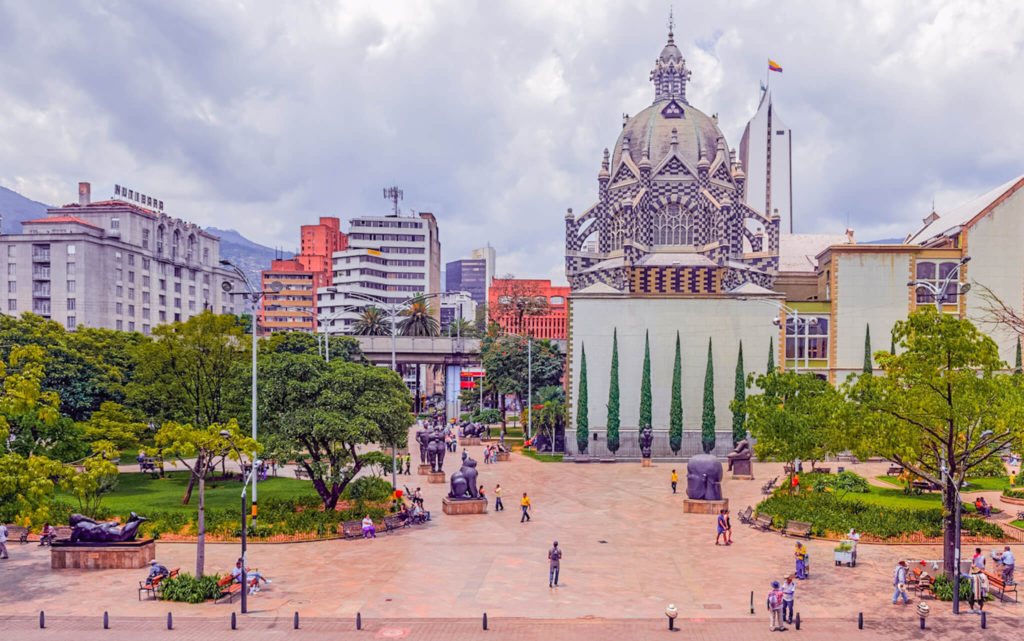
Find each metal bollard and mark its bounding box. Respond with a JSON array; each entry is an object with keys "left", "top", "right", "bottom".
[
  {"left": 981, "top": 611, "right": 986, "bottom": 629},
  {"left": 39, "top": 611, "right": 45, "bottom": 629},
  {"left": 294, "top": 612, "right": 300, "bottom": 629},
  {"left": 858, "top": 612, "right": 863, "bottom": 630},
  {"left": 167, "top": 612, "right": 173, "bottom": 630},
  {"left": 795, "top": 613, "right": 801, "bottom": 630},
  {"left": 104, "top": 611, "right": 109, "bottom": 629},
  {"left": 483, "top": 612, "right": 488, "bottom": 630},
  {"left": 231, "top": 612, "right": 236, "bottom": 630},
  {"left": 356, "top": 612, "right": 362, "bottom": 630},
  {"left": 750, "top": 591, "right": 754, "bottom": 614},
  {"left": 919, "top": 616, "right": 925, "bottom": 630}
]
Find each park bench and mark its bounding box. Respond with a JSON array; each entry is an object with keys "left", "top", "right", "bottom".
[
  {"left": 215, "top": 574, "right": 242, "bottom": 603},
  {"left": 753, "top": 514, "right": 774, "bottom": 531},
  {"left": 911, "top": 479, "right": 940, "bottom": 493},
  {"left": 138, "top": 567, "right": 179, "bottom": 600},
  {"left": 985, "top": 570, "right": 1019, "bottom": 603},
  {"left": 341, "top": 520, "right": 365, "bottom": 539},
  {"left": 383, "top": 514, "right": 406, "bottom": 534},
  {"left": 760, "top": 477, "right": 778, "bottom": 495},
  {"left": 887, "top": 464, "right": 903, "bottom": 476},
  {"left": 915, "top": 575, "right": 935, "bottom": 599},
  {"left": 783, "top": 463, "right": 795, "bottom": 475},
  {"left": 5, "top": 525, "right": 29, "bottom": 544},
  {"left": 811, "top": 465, "right": 831, "bottom": 474},
  {"left": 738, "top": 506, "right": 755, "bottom": 526},
  {"left": 782, "top": 520, "right": 812, "bottom": 538},
  {"left": 293, "top": 467, "right": 311, "bottom": 480}
]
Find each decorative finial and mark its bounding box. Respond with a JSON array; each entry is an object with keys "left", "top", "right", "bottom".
[
  {"left": 667, "top": 6, "right": 674, "bottom": 42},
  {"left": 602, "top": 148, "right": 610, "bottom": 170}
]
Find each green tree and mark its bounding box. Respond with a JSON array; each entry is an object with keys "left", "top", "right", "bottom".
[
  {"left": 606, "top": 328, "right": 620, "bottom": 454},
  {"left": 532, "top": 385, "right": 565, "bottom": 445},
  {"left": 863, "top": 324, "right": 873, "bottom": 374},
  {"left": 78, "top": 402, "right": 147, "bottom": 452},
  {"left": 845, "top": 308, "right": 1024, "bottom": 577},
  {"left": 669, "top": 331, "right": 683, "bottom": 454},
  {"left": 263, "top": 331, "right": 365, "bottom": 362},
  {"left": 576, "top": 344, "right": 589, "bottom": 454},
  {"left": 353, "top": 306, "right": 391, "bottom": 336},
  {"left": 155, "top": 419, "right": 257, "bottom": 576},
  {"left": 1, "top": 345, "right": 83, "bottom": 461},
  {"left": 732, "top": 341, "right": 746, "bottom": 445},
  {"left": 480, "top": 333, "right": 564, "bottom": 427},
  {"left": 258, "top": 355, "right": 413, "bottom": 510},
  {"left": 1016, "top": 336, "right": 1022, "bottom": 380},
  {"left": 447, "top": 318, "right": 483, "bottom": 339},
  {"left": 0, "top": 452, "right": 69, "bottom": 526},
  {"left": 701, "top": 338, "right": 716, "bottom": 454},
  {"left": 639, "top": 330, "right": 652, "bottom": 441},
  {"left": 767, "top": 337, "right": 774, "bottom": 374},
  {"left": 69, "top": 442, "right": 120, "bottom": 518},
  {"left": 398, "top": 296, "right": 440, "bottom": 337}
]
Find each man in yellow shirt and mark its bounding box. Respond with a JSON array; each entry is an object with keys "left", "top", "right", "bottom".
[
  {"left": 520, "top": 492, "right": 531, "bottom": 523},
  {"left": 671, "top": 470, "right": 679, "bottom": 494}
]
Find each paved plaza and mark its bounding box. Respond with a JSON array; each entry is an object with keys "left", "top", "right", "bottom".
[{"left": 1, "top": 433, "right": 1021, "bottom": 639}]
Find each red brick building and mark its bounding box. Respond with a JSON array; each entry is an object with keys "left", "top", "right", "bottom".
[
  {"left": 488, "top": 278, "right": 569, "bottom": 340},
  {"left": 261, "top": 217, "right": 347, "bottom": 334}
]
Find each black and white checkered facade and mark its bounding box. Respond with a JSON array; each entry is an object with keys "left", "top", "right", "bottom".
[{"left": 565, "top": 30, "right": 780, "bottom": 294}]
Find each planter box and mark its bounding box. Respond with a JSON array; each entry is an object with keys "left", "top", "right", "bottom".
[
  {"left": 51, "top": 539, "right": 155, "bottom": 569},
  {"left": 682, "top": 498, "right": 729, "bottom": 514},
  {"left": 427, "top": 471, "right": 446, "bottom": 484}
]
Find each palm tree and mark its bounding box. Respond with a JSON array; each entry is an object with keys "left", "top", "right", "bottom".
[
  {"left": 398, "top": 296, "right": 440, "bottom": 337},
  {"left": 447, "top": 317, "right": 481, "bottom": 338},
  {"left": 352, "top": 306, "right": 390, "bottom": 336}
]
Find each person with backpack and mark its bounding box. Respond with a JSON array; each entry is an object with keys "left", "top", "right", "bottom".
[
  {"left": 548, "top": 541, "right": 562, "bottom": 587},
  {"left": 781, "top": 574, "right": 796, "bottom": 624},
  {"left": 767, "top": 580, "right": 786, "bottom": 631},
  {"left": 892, "top": 560, "right": 910, "bottom": 605}
]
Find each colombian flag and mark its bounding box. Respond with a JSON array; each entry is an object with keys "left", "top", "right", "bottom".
[{"left": 768, "top": 59, "right": 783, "bottom": 73}]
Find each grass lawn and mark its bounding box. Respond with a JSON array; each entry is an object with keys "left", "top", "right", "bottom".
[
  {"left": 847, "top": 478, "right": 995, "bottom": 514},
  {"left": 1013, "top": 520, "right": 1024, "bottom": 529},
  {"left": 56, "top": 471, "right": 319, "bottom": 515},
  {"left": 518, "top": 448, "right": 563, "bottom": 463},
  {"left": 875, "top": 475, "right": 1008, "bottom": 492}
]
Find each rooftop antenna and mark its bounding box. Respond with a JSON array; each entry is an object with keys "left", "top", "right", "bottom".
[
  {"left": 667, "top": 6, "right": 674, "bottom": 36},
  {"left": 383, "top": 185, "right": 403, "bottom": 217}
]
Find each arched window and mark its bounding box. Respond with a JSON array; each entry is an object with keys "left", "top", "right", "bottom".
[
  {"left": 156, "top": 225, "right": 165, "bottom": 255},
  {"left": 652, "top": 204, "right": 693, "bottom": 246},
  {"left": 187, "top": 234, "right": 196, "bottom": 262},
  {"left": 608, "top": 215, "right": 625, "bottom": 251},
  {"left": 172, "top": 230, "right": 181, "bottom": 259}
]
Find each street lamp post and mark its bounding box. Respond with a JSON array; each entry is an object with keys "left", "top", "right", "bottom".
[
  {"left": 908, "top": 256, "right": 971, "bottom": 312},
  {"left": 738, "top": 297, "right": 817, "bottom": 373},
  {"left": 220, "top": 261, "right": 279, "bottom": 544},
  {"left": 220, "top": 430, "right": 259, "bottom": 616}
]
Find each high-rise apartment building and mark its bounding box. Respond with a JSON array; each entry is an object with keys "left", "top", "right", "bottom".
[
  {"left": 0, "top": 182, "right": 244, "bottom": 333},
  {"left": 439, "top": 290, "right": 476, "bottom": 331},
  {"left": 260, "top": 216, "right": 347, "bottom": 334},
  {"left": 317, "top": 211, "right": 441, "bottom": 333}
]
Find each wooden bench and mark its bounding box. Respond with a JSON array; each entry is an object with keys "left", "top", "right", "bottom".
[
  {"left": 293, "top": 467, "right": 311, "bottom": 480},
  {"left": 341, "top": 520, "right": 365, "bottom": 539},
  {"left": 738, "top": 506, "right": 755, "bottom": 526},
  {"left": 215, "top": 574, "right": 243, "bottom": 603},
  {"left": 985, "top": 570, "right": 1019, "bottom": 603},
  {"left": 811, "top": 466, "right": 831, "bottom": 474},
  {"left": 887, "top": 465, "right": 903, "bottom": 476},
  {"left": 915, "top": 575, "right": 935, "bottom": 599},
  {"left": 760, "top": 477, "right": 779, "bottom": 495},
  {"left": 138, "top": 567, "right": 179, "bottom": 600},
  {"left": 5, "top": 525, "right": 29, "bottom": 544},
  {"left": 753, "top": 514, "right": 774, "bottom": 531},
  {"left": 911, "top": 479, "right": 940, "bottom": 493},
  {"left": 383, "top": 514, "right": 406, "bottom": 534},
  {"left": 782, "top": 520, "right": 812, "bottom": 538}
]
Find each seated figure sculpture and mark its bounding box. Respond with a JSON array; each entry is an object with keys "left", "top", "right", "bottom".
[
  {"left": 686, "top": 455, "right": 723, "bottom": 501},
  {"left": 727, "top": 439, "right": 753, "bottom": 476},
  {"left": 447, "top": 451, "right": 481, "bottom": 500},
  {"left": 69, "top": 512, "right": 148, "bottom": 543}
]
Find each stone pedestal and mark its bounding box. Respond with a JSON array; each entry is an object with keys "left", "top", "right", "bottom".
[
  {"left": 51, "top": 539, "right": 156, "bottom": 569},
  {"left": 418, "top": 464, "right": 432, "bottom": 475},
  {"left": 682, "top": 498, "right": 729, "bottom": 514},
  {"left": 732, "top": 474, "right": 755, "bottom": 481},
  {"left": 460, "top": 437, "right": 482, "bottom": 446},
  {"left": 729, "top": 459, "right": 753, "bottom": 477},
  {"left": 495, "top": 451, "right": 510, "bottom": 462},
  {"left": 641, "top": 458, "right": 652, "bottom": 467},
  {"left": 441, "top": 497, "right": 487, "bottom": 515},
  {"left": 427, "top": 471, "right": 446, "bottom": 484}
]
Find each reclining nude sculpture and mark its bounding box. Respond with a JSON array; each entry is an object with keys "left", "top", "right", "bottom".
[
  {"left": 727, "top": 439, "right": 753, "bottom": 476},
  {"left": 69, "top": 512, "right": 148, "bottom": 543}
]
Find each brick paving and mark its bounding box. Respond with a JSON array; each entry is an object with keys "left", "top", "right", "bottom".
[{"left": 2, "top": 430, "right": 1021, "bottom": 637}]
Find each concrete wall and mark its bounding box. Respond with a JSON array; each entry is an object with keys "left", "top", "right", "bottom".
[
  {"left": 833, "top": 251, "right": 912, "bottom": 372},
  {"left": 567, "top": 295, "right": 777, "bottom": 456}
]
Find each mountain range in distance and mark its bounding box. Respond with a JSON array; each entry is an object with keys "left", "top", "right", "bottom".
[{"left": 0, "top": 185, "right": 286, "bottom": 287}]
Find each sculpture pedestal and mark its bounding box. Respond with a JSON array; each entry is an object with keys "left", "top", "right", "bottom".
[
  {"left": 641, "top": 458, "right": 652, "bottom": 467},
  {"left": 729, "top": 459, "right": 753, "bottom": 477},
  {"left": 732, "top": 474, "right": 754, "bottom": 480},
  {"left": 682, "top": 498, "right": 729, "bottom": 514},
  {"left": 51, "top": 539, "right": 156, "bottom": 569},
  {"left": 460, "top": 437, "right": 482, "bottom": 446},
  {"left": 495, "top": 451, "right": 510, "bottom": 462},
  {"left": 427, "top": 471, "right": 446, "bottom": 484},
  {"left": 441, "top": 497, "right": 487, "bottom": 515},
  {"left": 418, "top": 464, "right": 432, "bottom": 475}
]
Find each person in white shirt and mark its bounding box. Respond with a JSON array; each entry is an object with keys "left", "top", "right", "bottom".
[
  {"left": 0, "top": 523, "right": 9, "bottom": 559},
  {"left": 361, "top": 515, "right": 376, "bottom": 538},
  {"left": 231, "top": 559, "right": 271, "bottom": 594}
]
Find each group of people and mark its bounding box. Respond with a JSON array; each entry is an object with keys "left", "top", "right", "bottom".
[
  {"left": 482, "top": 444, "right": 505, "bottom": 464},
  {"left": 765, "top": 575, "right": 799, "bottom": 631},
  {"left": 891, "top": 545, "right": 1016, "bottom": 611},
  {"left": 974, "top": 496, "right": 992, "bottom": 517}
]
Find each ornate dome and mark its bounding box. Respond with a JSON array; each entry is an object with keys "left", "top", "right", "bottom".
[{"left": 612, "top": 102, "right": 727, "bottom": 171}]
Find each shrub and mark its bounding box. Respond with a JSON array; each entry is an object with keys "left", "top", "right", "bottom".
[
  {"left": 342, "top": 476, "right": 393, "bottom": 503},
  {"left": 930, "top": 573, "right": 977, "bottom": 602},
  {"left": 1003, "top": 488, "right": 1024, "bottom": 499},
  {"left": 160, "top": 573, "right": 223, "bottom": 603},
  {"left": 810, "top": 471, "right": 869, "bottom": 496},
  {"left": 473, "top": 409, "right": 502, "bottom": 425}
]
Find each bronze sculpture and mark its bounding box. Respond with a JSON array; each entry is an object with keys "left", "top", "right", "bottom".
[
  {"left": 415, "top": 425, "right": 430, "bottom": 464},
  {"left": 448, "top": 451, "right": 481, "bottom": 500},
  {"left": 69, "top": 512, "right": 147, "bottom": 543},
  {"left": 727, "top": 439, "right": 753, "bottom": 476},
  {"left": 686, "top": 455, "right": 723, "bottom": 501},
  {"left": 640, "top": 424, "right": 654, "bottom": 459},
  {"left": 426, "top": 428, "right": 446, "bottom": 472}
]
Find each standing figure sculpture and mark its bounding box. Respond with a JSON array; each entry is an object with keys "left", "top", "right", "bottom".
[
  {"left": 448, "top": 451, "right": 481, "bottom": 500},
  {"left": 685, "top": 455, "right": 724, "bottom": 501},
  {"left": 69, "top": 512, "right": 148, "bottom": 543},
  {"left": 426, "top": 428, "right": 446, "bottom": 472},
  {"left": 415, "top": 425, "right": 430, "bottom": 464},
  {"left": 639, "top": 424, "right": 654, "bottom": 459}
]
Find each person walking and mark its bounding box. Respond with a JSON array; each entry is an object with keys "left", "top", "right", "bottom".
[
  {"left": 671, "top": 469, "right": 678, "bottom": 494},
  {"left": 767, "top": 581, "right": 786, "bottom": 631},
  {"left": 781, "top": 574, "right": 796, "bottom": 624},
  {"left": 967, "top": 566, "right": 990, "bottom": 614},
  {"left": 794, "top": 542, "right": 808, "bottom": 579},
  {"left": 716, "top": 510, "right": 728, "bottom": 546},
  {"left": 495, "top": 484, "right": 504, "bottom": 511},
  {"left": 892, "top": 560, "right": 910, "bottom": 605},
  {"left": 0, "top": 522, "right": 9, "bottom": 559},
  {"left": 520, "top": 492, "right": 531, "bottom": 523},
  {"left": 548, "top": 541, "right": 562, "bottom": 587},
  {"left": 404, "top": 453, "right": 411, "bottom": 475},
  {"left": 998, "top": 546, "right": 1015, "bottom": 584}
]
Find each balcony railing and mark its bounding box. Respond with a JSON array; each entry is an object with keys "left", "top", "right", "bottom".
[{"left": 32, "top": 251, "right": 51, "bottom": 262}]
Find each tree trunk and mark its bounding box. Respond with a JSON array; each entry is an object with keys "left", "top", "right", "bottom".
[
  {"left": 500, "top": 393, "right": 507, "bottom": 429},
  {"left": 196, "top": 474, "right": 206, "bottom": 577},
  {"left": 942, "top": 477, "right": 958, "bottom": 578},
  {"left": 182, "top": 467, "right": 198, "bottom": 504}
]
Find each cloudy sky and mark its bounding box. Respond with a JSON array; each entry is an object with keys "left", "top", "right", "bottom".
[{"left": 2, "top": 1, "right": 1023, "bottom": 283}]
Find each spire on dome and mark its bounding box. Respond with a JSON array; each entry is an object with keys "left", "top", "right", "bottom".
[{"left": 650, "top": 13, "right": 691, "bottom": 104}]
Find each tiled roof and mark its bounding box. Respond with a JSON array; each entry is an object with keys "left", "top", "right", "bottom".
[
  {"left": 779, "top": 233, "right": 852, "bottom": 273},
  {"left": 905, "top": 174, "right": 1024, "bottom": 245},
  {"left": 23, "top": 215, "right": 102, "bottom": 230}
]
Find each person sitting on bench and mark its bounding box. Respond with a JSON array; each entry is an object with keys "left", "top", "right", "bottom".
[
  {"left": 361, "top": 515, "right": 376, "bottom": 538},
  {"left": 144, "top": 560, "right": 169, "bottom": 586},
  {"left": 231, "top": 558, "right": 271, "bottom": 594},
  {"left": 411, "top": 503, "right": 429, "bottom": 523},
  {"left": 975, "top": 497, "right": 992, "bottom": 517},
  {"left": 39, "top": 523, "right": 57, "bottom": 546}
]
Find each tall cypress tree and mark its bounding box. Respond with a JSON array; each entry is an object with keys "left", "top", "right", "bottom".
[
  {"left": 606, "top": 329, "right": 620, "bottom": 453},
  {"left": 669, "top": 331, "right": 683, "bottom": 454},
  {"left": 890, "top": 328, "right": 896, "bottom": 356},
  {"left": 767, "top": 337, "right": 775, "bottom": 374},
  {"left": 1016, "top": 337, "right": 1022, "bottom": 382},
  {"left": 863, "top": 324, "right": 873, "bottom": 374},
  {"left": 732, "top": 341, "right": 746, "bottom": 445},
  {"left": 701, "top": 337, "right": 716, "bottom": 454},
  {"left": 639, "top": 330, "right": 652, "bottom": 440},
  {"left": 576, "top": 344, "right": 589, "bottom": 454}
]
